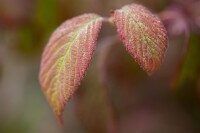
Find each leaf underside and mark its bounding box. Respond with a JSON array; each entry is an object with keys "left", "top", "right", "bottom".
[
  {"left": 114, "top": 4, "right": 168, "bottom": 75},
  {"left": 39, "top": 13, "right": 102, "bottom": 122}
]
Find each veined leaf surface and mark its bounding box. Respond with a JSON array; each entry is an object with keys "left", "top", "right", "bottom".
[
  {"left": 114, "top": 4, "right": 168, "bottom": 75},
  {"left": 39, "top": 13, "right": 102, "bottom": 122}
]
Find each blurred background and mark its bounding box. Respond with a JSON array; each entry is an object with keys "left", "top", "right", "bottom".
[{"left": 0, "top": 0, "right": 200, "bottom": 133}]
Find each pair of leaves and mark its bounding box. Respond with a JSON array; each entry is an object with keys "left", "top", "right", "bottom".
[{"left": 39, "top": 4, "right": 168, "bottom": 122}]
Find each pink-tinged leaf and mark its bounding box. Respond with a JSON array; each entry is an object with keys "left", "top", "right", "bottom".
[
  {"left": 114, "top": 4, "right": 168, "bottom": 75},
  {"left": 39, "top": 13, "right": 102, "bottom": 123},
  {"left": 159, "top": 8, "right": 189, "bottom": 37}
]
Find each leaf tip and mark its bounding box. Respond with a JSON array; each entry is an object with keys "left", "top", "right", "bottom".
[{"left": 57, "top": 115, "right": 64, "bottom": 124}]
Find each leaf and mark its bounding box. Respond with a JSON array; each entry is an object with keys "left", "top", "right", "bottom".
[
  {"left": 39, "top": 13, "right": 103, "bottom": 123},
  {"left": 114, "top": 4, "right": 168, "bottom": 75},
  {"left": 159, "top": 9, "right": 189, "bottom": 37},
  {"left": 174, "top": 34, "right": 200, "bottom": 89}
]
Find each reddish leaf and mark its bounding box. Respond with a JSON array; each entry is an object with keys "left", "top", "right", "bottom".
[
  {"left": 159, "top": 8, "right": 189, "bottom": 37},
  {"left": 39, "top": 13, "right": 102, "bottom": 123},
  {"left": 114, "top": 4, "right": 168, "bottom": 75}
]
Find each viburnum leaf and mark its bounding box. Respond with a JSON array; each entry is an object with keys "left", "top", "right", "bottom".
[
  {"left": 39, "top": 13, "right": 103, "bottom": 123},
  {"left": 114, "top": 4, "right": 168, "bottom": 75}
]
